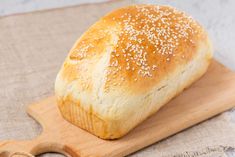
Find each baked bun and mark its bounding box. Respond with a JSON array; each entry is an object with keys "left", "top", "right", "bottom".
[{"left": 55, "top": 5, "right": 213, "bottom": 139}]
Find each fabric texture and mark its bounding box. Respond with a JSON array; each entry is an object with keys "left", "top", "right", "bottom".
[{"left": 0, "top": 0, "right": 234, "bottom": 156}]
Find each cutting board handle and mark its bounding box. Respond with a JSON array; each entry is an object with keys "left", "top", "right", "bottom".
[
  {"left": 1, "top": 151, "right": 34, "bottom": 157},
  {"left": 0, "top": 137, "right": 74, "bottom": 157},
  {"left": 0, "top": 100, "right": 80, "bottom": 157}
]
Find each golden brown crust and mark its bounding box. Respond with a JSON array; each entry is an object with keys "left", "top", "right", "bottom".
[
  {"left": 55, "top": 5, "right": 213, "bottom": 139},
  {"left": 64, "top": 5, "right": 208, "bottom": 93}
]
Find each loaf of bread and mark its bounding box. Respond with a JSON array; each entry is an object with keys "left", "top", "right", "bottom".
[{"left": 55, "top": 5, "right": 213, "bottom": 139}]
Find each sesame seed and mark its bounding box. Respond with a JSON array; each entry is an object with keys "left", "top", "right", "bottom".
[
  {"left": 152, "top": 65, "right": 157, "bottom": 70},
  {"left": 89, "top": 6, "right": 200, "bottom": 83}
]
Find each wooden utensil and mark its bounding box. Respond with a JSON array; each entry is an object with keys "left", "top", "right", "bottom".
[{"left": 1, "top": 60, "right": 235, "bottom": 157}]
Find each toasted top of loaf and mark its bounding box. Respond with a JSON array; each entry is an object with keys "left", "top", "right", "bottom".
[
  {"left": 59, "top": 5, "right": 210, "bottom": 93},
  {"left": 55, "top": 5, "right": 212, "bottom": 120}
]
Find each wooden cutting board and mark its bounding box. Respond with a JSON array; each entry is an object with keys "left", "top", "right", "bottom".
[{"left": 1, "top": 60, "right": 235, "bottom": 157}]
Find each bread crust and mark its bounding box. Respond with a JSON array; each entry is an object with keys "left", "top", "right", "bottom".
[{"left": 55, "top": 5, "right": 213, "bottom": 139}]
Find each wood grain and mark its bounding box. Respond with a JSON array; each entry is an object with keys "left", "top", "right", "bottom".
[{"left": 0, "top": 60, "right": 235, "bottom": 157}]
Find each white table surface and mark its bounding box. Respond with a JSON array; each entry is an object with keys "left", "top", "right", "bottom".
[{"left": 0, "top": 0, "right": 235, "bottom": 156}]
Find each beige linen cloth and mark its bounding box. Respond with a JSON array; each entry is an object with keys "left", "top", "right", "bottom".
[{"left": 0, "top": 0, "right": 235, "bottom": 157}]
